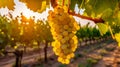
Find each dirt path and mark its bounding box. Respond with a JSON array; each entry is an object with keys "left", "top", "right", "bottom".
[
  {"left": 94, "top": 43, "right": 120, "bottom": 67},
  {"left": 33, "top": 39, "right": 118, "bottom": 67},
  {"left": 0, "top": 39, "right": 118, "bottom": 67},
  {"left": 0, "top": 48, "right": 54, "bottom": 67},
  {"left": 67, "top": 39, "right": 117, "bottom": 67}
]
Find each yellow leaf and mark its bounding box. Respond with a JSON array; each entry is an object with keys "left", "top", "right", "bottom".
[
  {"left": 118, "top": 43, "right": 120, "bottom": 47},
  {"left": 20, "top": 0, "right": 50, "bottom": 12},
  {"left": 97, "top": 23, "right": 108, "bottom": 36},
  {"left": 20, "top": 0, "right": 27, "bottom": 2},
  {"left": 0, "top": 0, "right": 15, "bottom": 10},
  {"left": 115, "top": 33, "right": 120, "bottom": 47},
  {"left": 37, "top": 1, "right": 47, "bottom": 13}
]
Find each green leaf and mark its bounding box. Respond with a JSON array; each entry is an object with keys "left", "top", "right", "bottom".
[
  {"left": 102, "top": 8, "right": 113, "bottom": 21},
  {"left": 117, "top": 11, "right": 120, "bottom": 22},
  {"left": 76, "top": 0, "right": 83, "bottom": 8},
  {"left": 97, "top": 23, "right": 108, "bottom": 36},
  {"left": 69, "top": 0, "right": 77, "bottom": 11},
  {"left": 64, "top": 0, "right": 69, "bottom": 6},
  {"left": 58, "top": 0, "right": 62, "bottom": 6},
  {"left": 84, "top": 0, "right": 117, "bottom": 16}
]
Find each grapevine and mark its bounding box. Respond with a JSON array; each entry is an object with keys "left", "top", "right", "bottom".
[{"left": 48, "top": 6, "right": 80, "bottom": 64}]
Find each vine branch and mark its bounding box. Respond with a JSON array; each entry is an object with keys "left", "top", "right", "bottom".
[
  {"left": 50, "top": 0, "right": 104, "bottom": 23},
  {"left": 51, "top": 0, "right": 58, "bottom": 8},
  {"left": 68, "top": 10, "right": 104, "bottom": 23}
]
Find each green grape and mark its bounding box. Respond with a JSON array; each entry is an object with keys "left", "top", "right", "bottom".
[{"left": 48, "top": 6, "right": 80, "bottom": 64}]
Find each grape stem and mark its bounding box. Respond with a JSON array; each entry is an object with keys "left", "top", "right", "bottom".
[
  {"left": 51, "top": 0, "right": 58, "bottom": 8},
  {"left": 62, "top": 0, "right": 65, "bottom": 6},
  {"left": 108, "top": 25, "right": 115, "bottom": 39}
]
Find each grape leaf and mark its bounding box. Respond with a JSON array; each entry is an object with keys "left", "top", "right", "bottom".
[
  {"left": 37, "top": 0, "right": 47, "bottom": 13},
  {"left": 0, "top": 0, "right": 15, "bottom": 10},
  {"left": 115, "top": 33, "right": 120, "bottom": 42},
  {"left": 84, "top": 0, "right": 117, "bottom": 17},
  {"left": 93, "top": 0, "right": 116, "bottom": 14},
  {"left": 115, "top": 33, "right": 120, "bottom": 47},
  {"left": 20, "top": 0, "right": 50, "bottom": 13},
  {"left": 102, "top": 8, "right": 113, "bottom": 21},
  {"left": 58, "top": 0, "right": 62, "bottom": 6},
  {"left": 69, "top": 0, "right": 77, "bottom": 11},
  {"left": 77, "top": 0, "right": 84, "bottom": 8},
  {"left": 64, "top": 0, "right": 69, "bottom": 6},
  {"left": 117, "top": 11, "right": 120, "bottom": 22},
  {"left": 97, "top": 23, "right": 108, "bottom": 36}
]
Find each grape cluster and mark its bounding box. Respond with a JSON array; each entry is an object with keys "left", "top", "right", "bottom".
[{"left": 48, "top": 6, "right": 80, "bottom": 64}]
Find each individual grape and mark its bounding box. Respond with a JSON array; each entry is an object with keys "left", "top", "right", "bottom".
[
  {"left": 62, "top": 31, "right": 68, "bottom": 36},
  {"left": 64, "top": 25, "right": 69, "bottom": 30}
]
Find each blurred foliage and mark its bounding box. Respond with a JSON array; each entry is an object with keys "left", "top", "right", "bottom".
[{"left": 0, "top": 13, "right": 53, "bottom": 55}]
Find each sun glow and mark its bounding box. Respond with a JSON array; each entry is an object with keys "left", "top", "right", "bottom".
[
  {"left": 21, "top": 8, "right": 36, "bottom": 19},
  {"left": 22, "top": 11, "right": 31, "bottom": 19}
]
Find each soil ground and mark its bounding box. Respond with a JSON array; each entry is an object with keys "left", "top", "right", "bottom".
[{"left": 0, "top": 39, "right": 119, "bottom": 67}]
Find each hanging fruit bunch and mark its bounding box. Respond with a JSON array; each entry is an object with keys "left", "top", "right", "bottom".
[{"left": 48, "top": 6, "right": 80, "bottom": 64}]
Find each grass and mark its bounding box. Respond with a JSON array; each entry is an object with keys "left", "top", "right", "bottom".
[
  {"left": 98, "top": 49, "right": 108, "bottom": 56},
  {"left": 78, "top": 63, "right": 85, "bottom": 67},
  {"left": 78, "top": 58, "right": 98, "bottom": 67},
  {"left": 74, "top": 53, "right": 83, "bottom": 59},
  {"left": 86, "top": 58, "right": 98, "bottom": 67},
  {"left": 58, "top": 64, "right": 67, "bottom": 67}
]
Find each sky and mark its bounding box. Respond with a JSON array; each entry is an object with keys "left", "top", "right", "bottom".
[
  {"left": 0, "top": 0, "right": 50, "bottom": 20},
  {"left": 0, "top": 0, "right": 96, "bottom": 27}
]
